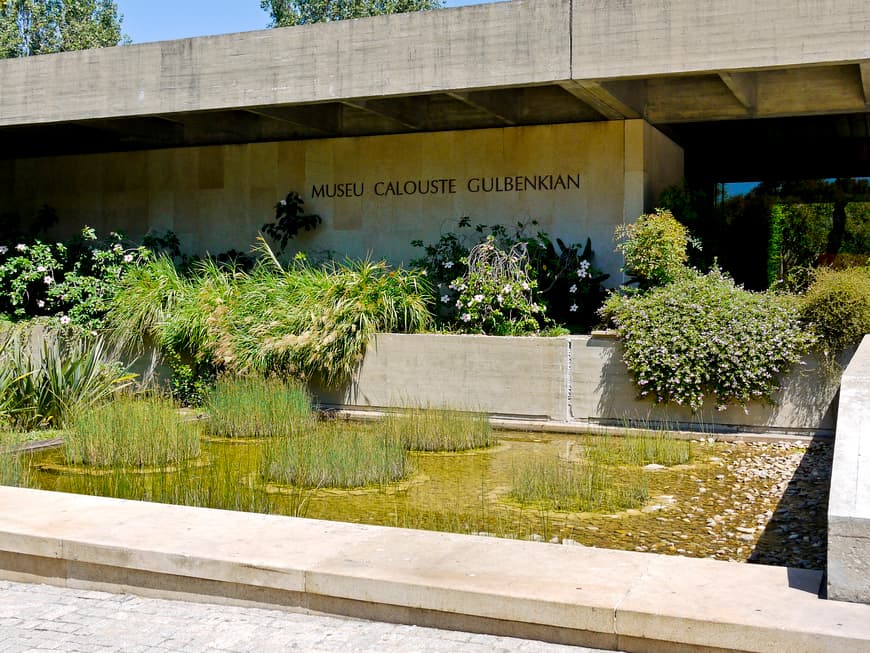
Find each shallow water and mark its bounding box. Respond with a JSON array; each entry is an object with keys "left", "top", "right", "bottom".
[{"left": 24, "top": 430, "right": 831, "bottom": 569}]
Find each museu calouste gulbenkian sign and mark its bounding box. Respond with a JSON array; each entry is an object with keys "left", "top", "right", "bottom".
[{"left": 1, "top": 121, "right": 682, "bottom": 281}]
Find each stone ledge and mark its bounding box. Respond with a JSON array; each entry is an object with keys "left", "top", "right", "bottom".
[
  {"left": 1, "top": 487, "right": 869, "bottom": 653},
  {"left": 827, "top": 335, "right": 870, "bottom": 603}
]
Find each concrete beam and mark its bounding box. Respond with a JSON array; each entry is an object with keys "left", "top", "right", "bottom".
[
  {"left": 558, "top": 80, "right": 644, "bottom": 119},
  {"left": 246, "top": 104, "right": 342, "bottom": 137},
  {"left": 572, "top": 0, "right": 870, "bottom": 79},
  {"left": 446, "top": 91, "right": 521, "bottom": 125},
  {"left": 342, "top": 97, "right": 429, "bottom": 130},
  {"left": 719, "top": 72, "right": 758, "bottom": 112},
  {"left": 860, "top": 62, "right": 870, "bottom": 107},
  {"left": 0, "top": 0, "right": 571, "bottom": 128}
]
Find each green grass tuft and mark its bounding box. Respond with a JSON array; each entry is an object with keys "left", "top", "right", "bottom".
[
  {"left": 584, "top": 432, "right": 692, "bottom": 467},
  {"left": 204, "top": 375, "right": 313, "bottom": 438},
  {"left": 510, "top": 456, "right": 649, "bottom": 513},
  {"left": 261, "top": 422, "right": 409, "bottom": 489},
  {"left": 65, "top": 397, "right": 201, "bottom": 468},
  {"left": 383, "top": 407, "right": 494, "bottom": 452}
]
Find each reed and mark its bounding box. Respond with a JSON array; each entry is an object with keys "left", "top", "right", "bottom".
[
  {"left": 65, "top": 397, "right": 201, "bottom": 468},
  {"left": 510, "top": 456, "right": 649, "bottom": 513},
  {"left": 383, "top": 408, "right": 494, "bottom": 452},
  {"left": 584, "top": 431, "right": 692, "bottom": 467},
  {"left": 261, "top": 422, "right": 409, "bottom": 489},
  {"left": 204, "top": 375, "right": 314, "bottom": 438}
]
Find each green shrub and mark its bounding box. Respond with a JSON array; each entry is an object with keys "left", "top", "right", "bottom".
[
  {"left": 614, "top": 209, "right": 694, "bottom": 289},
  {"left": 261, "top": 422, "right": 409, "bottom": 489},
  {"left": 802, "top": 267, "right": 870, "bottom": 365},
  {"left": 510, "top": 457, "right": 648, "bottom": 513},
  {"left": 65, "top": 396, "right": 201, "bottom": 468},
  {"left": 205, "top": 375, "right": 313, "bottom": 438},
  {"left": 601, "top": 269, "right": 815, "bottom": 410},
  {"left": 384, "top": 408, "right": 493, "bottom": 452}
]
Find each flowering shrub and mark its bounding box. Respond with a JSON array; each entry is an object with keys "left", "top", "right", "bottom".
[
  {"left": 0, "top": 227, "right": 149, "bottom": 330},
  {"left": 412, "top": 218, "right": 608, "bottom": 332},
  {"left": 449, "top": 238, "right": 543, "bottom": 335},
  {"left": 601, "top": 269, "right": 815, "bottom": 410},
  {"left": 615, "top": 209, "right": 697, "bottom": 289},
  {"left": 801, "top": 266, "right": 870, "bottom": 370}
]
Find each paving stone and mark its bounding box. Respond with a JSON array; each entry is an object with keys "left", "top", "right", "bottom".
[{"left": 0, "top": 581, "right": 616, "bottom": 653}]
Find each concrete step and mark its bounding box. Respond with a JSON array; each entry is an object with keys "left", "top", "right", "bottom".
[{"left": 0, "top": 487, "right": 868, "bottom": 653}]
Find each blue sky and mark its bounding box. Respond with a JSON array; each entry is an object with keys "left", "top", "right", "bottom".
[{"left": 119, "top": 1, "right": 493, "bottom": 44}]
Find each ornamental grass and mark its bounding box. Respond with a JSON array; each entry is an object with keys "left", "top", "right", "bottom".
[
  {"left": 65, "top": 396, "right": 201, "bottom": 468},
  {"left": 584, "top": 432, "right": 692, "bottom": 467},
  {"left": 261, "top": 422, "right": 409, "bottom": 489},
  {"left": 510, "top": 456, "right": 649, "bottom": 513},
  {"left": 383, "top": 407, "right": 494, "bottom": 452},
  {"left": 204, "top": 375, "right": 314, "bottom": 438}
]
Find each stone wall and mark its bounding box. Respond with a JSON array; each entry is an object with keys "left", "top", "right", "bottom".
[
  {"left": 1, "top": 120, "right": 682, "bottom": 283},
  {"left": 313, "top": 333, "right": 840, "bottom": 435},
  {"left": 827, "top": 334, "right": 870, "bottom": 603}
]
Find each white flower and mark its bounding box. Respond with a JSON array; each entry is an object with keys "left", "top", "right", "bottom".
[
  {"left": 15, "top": 244, "right": 26, "bottom": 252},
  {"left": 0, "top": 246, "right": 7, "bottom": 254},
  {"left": 123, "top": 254, "right": 134, "bottom": 263},
  {"left": 455, "top": 300, "right": 463, "bottom": 309},
  {"left": 443, "top": 261, "right": 454, "bottom": 269},
  {"left": 37, "top": 300, "right": 45, "bottom": 308},
  {"left": 461, "top": 313, "right": 472, "bottom": 322},
  {"left": 441, "top": 295, "right": 450, "bottom": 303},
  {"left": 521, "top": 282, "right": 530, "bottom": 291},
  {"left": 43, "top": 276, "right": 53, "bottom": 285},
  {"left": 279, "top": 199, "right": 287, "bottom": 206},
  {"left": 59, "top": 316, "right": 70, "bottom": 325},
  {"left": 569, "top": 304, "right": 578, "bottom": 312},
  {"left": 496, "top": 295, "right": 503, "bottom": 304},
  {"left": 36, "top": 265, "right": 46, "bottom": 272},
  {"left": 113, "top": 244, "right": 123, "bottom": 253},
  {"left": 473, "top": 294, "right": 485, "bottom": 303},
  {"left": 502, "top": 284, "right": 512, "bottom": 293},
  {"left": 569, "top": 284, "right": 577, "bottom": 293}
]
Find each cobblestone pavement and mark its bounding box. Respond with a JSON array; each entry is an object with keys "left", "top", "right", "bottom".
[{"left": 0, "top": 580, "right": 617, "bottom": 653}]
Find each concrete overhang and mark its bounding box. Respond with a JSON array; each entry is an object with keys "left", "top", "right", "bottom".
[{"left": 1, "top": 0, "right": 869, "bottom": 168}]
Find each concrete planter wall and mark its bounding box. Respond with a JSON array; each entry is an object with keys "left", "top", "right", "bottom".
[{"left": 313, "top": 333, "right": 842, "bottom": 435}]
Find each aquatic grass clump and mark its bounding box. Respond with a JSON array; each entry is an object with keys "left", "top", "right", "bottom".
[
  {"left": 0, "top": 434, "right": 31, "bottom": 487},
  {"left": 510, "top": 457, "right": 649, "bottom": 513},
  {"left": 585, "top": 432, "right": 692, "bottom": 467},
  {"left": 261, "top": 423, "right": 409, "bottom": 489},
  {"left": 65, "top": 397, "right": 201, "bottom": 468},
  {"left": 384, "top": 408, "right": 494, "bottom": 452},
  {"left": 204, "top": 375, "right": 313, "bottom": 438}
]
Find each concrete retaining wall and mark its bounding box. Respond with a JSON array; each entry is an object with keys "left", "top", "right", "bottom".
[
  {"left": 313, "top": 333, "right": 840, "bottom": 435},
  {"left": 827, "top": 335, "right": 870, "bottom": 603}
]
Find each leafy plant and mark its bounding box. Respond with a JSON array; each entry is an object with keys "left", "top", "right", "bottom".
[
  {"left": 601, "top": 269, "right": 815, "bottom": 410},
  {"left": 450, "top": 237, "right": 543, "bottom": 335},
  {"left": 413, "top": 218, "right": 608, "bottom": 332},
  {"left": 1, "top": 328, "right": 136, "bottom": 430},
  {"left": 262, "top": 191, "right": 321, "bottom": 252},
  {"left": 801, "top": 267, "right": 870, "bottom": 370},
  {"left": 614, "top": 209, "right": 697, "bottom": 289}
]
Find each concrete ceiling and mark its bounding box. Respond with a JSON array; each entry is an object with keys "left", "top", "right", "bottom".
[{"left": 1, "top": 0, "right": 869, "bottom": 179}]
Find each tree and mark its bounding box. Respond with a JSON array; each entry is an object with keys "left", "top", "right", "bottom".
[
  {"left": 0, "top": 0, "right": 124, "bottom": 58},
  {"left": 261, "top": 0, "right": 443, "bottom": 27}
]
